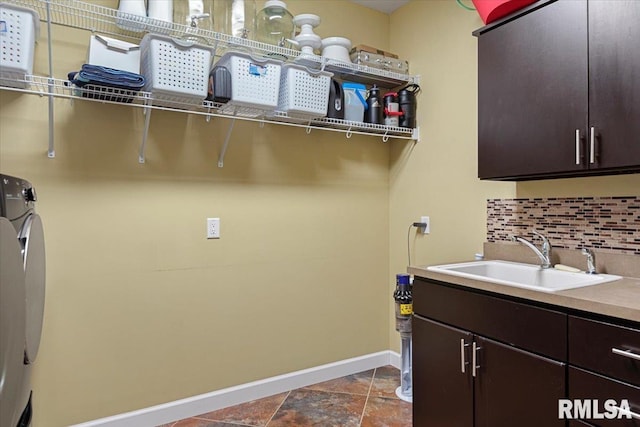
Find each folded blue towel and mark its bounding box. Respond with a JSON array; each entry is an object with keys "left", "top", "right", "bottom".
[{"left": 67, "top": 64, "right": 145, "bottom": 103}]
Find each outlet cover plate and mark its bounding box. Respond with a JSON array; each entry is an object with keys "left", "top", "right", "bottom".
[
  {"left": 421, "top": 216, "right": 430, "bottom": 234},
  {"left": 207, "top": 218, "right": 220, "bottom": 239}
]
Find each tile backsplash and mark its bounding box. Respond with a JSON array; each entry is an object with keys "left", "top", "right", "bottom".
[{"left": 487, "top": 197, "right": 640, "bottom": 255}]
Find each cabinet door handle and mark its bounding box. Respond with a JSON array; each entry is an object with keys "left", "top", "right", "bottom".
[
  {"left": 611, "top": 405, "right": 640, "bottom": 420},
  {"left": 575, "top": 129, "right": 581, "bottom": 165},
  {"left": 460, "top": 339, "right": 470, "bottom": 373},
  {"left": 612, "top": 347, "right": 640, "bottom": 361},
  {"left": 472, "top": 341, "right": 481, "bottom": 378},
  {"left": 590, "top": 126, "right": 596, "bottom": 164}
]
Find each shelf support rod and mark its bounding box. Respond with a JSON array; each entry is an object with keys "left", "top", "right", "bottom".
[
  {"left": 139, "top": 101, "right": 152, "bottom": 164},
  {"left": 46, "top": 0, "right": 55, "bottom": 158},
  {"left": 218, "top": 118, "right": 236, "bottom": 168}
]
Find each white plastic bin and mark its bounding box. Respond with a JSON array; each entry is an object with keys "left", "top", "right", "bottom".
[
  {"left": 88, "top": 34, "right": 141, "bottom": 73},
  {"left": 214, "top": 51, "right": 282, "bottom": 114},
  {"left": 342, "top": 82, "right": 367, "bottom": 123},
  {"left": 140, "top": 34, "right": 212, "bottom": 107},
  {"left": 277, "top": 63, "right": 332, "bottom": 117},
  {"left": 0, "top": 3, "right": 39, "bottom": 89}
]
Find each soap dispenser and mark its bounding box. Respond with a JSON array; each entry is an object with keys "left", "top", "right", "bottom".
[{"left": 254, "top": 0, "right": 294, "bottom": 47}]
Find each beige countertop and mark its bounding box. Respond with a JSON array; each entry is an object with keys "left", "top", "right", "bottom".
[{"left": 408, "top": 243, "right": 640, "bottom": 324}]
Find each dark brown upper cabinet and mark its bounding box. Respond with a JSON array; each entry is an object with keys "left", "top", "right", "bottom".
[{"left": 474, "top": 0, "right": 640, "bottom": 180}]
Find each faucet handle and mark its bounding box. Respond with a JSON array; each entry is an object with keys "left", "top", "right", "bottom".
[
  {"left": 532, "top": 230, "right": 552, "bottom": 252},
  {"left": 581, "top": 247, "right": 597, "bottom": 274},
  {"left": 532, "top": 230, "right": 548, "bottom": 242}
]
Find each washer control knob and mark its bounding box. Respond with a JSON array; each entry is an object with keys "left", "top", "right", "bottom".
[{"left": 23, "top": 187, "right": 37, "bottom": 202}]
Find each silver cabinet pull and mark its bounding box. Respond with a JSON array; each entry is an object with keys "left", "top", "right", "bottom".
[
  {"left": 575, "top": 129, "right": 581, "bottom": 165},
  {"left": 472, "top": 342, "right": 481, "bottom": 378},
  {"left": 612, "top": 347, "right": 640, "bottom": 361},
  {"left": 590, "top": 126, "right": 596, "bottom": 164},
  {"left": 460, "top": 339, "right": 470, "bottom": 373},
  {"left": 611, "top": 405, "right": 640, "bottom": 420}
]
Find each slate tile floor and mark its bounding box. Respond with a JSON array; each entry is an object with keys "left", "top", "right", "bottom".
[{"left": 157, "top": 366, "right": 411, "bottom": 427}]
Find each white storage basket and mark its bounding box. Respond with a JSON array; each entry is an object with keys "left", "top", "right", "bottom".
[
  {"left": 214, "top": 51, "right": 282, "bottom": 114},
  {"left": 140, "top": 34, "right": 212, "bottom": 108},
  {"left": 277, "top": 64, "right": 332, "bottom": 117},
  {"left": 0, "top": 3, "right": 39, "bottom": 89}
]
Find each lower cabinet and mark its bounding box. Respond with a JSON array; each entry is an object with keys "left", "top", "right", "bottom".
[
  {"left": 568, "top": 367, "right": 640, "bottom": 426},
  {"left": 413, "top": 277, "right": 640, "bottom": 427},
  {"left": 413, "top": 314, "right": 565, "bottom": 427},
  {"left": 568, "top": 316, "right": 640, "bottom": 426},
  {"left": 413, "top": 316, "right": 473, "bottom": 426}
]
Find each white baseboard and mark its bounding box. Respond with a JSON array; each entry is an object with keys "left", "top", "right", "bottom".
[{"left": 72, "top": 350, "right": 401, "bottom": 427}]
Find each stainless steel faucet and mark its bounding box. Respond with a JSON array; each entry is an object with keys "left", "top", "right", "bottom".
[
  {"left": 511, "top": 230, "right": 552, "bottom": 269},
  {"left": 581, "top": 248, "right": 597, "bottom": 274}
]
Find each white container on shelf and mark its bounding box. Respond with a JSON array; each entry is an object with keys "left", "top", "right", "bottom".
[
  {"left": 147, "top": 0, "right": 173, "bottom": 23},
  {"left": 0, "top": 3, "right": 40, "bottom": 89},
  {"left": 116, "top": 0, "right": 147, "bottom": 32},
  {"left": 87, "top": 35, "right": 140, "bottom": 73},
  {"left": 214, "top": 51, "right": 282, "bottom": 113},
  {"left": 140, "top": 34, "right": 212, "bottom": 107},
  {"left": 342, "top": 82, "right": 367, "bottom": 123},
  {"left": 277, "top": 63, "right": 331, "bottom": 117}
]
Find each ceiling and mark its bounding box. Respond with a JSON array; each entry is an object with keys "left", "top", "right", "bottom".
[{"left": 349, "top": 0, "right": 410, "bottom": 14}]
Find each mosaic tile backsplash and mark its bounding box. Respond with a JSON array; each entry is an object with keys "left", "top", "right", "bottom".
[{"left": 487, "top": 197, "right": 640, "bottom": 255}]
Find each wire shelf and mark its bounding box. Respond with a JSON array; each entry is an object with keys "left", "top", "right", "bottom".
[
  {"left": 4, "top": 0, "right": 416, "bottom": 88},
  {"left": 0, "top": 75, "right": 415, "bottom": 139},
  {"left": 0, "top": 74, "right": 151, "bottom": 103},
  {"left": 1, "top": 0, "right": 420, "bottom": 165}
]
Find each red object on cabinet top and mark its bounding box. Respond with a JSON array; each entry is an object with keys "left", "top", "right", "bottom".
[{"left": 472, "top": 0, "right": 538, "bottom": 24}]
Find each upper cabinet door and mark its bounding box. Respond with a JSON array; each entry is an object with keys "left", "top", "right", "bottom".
[
  {"left": 588, "top": 1, "right": 640, "bottom": 170},
  {"left": 477, "top": 0, "right": 588, "bottom": 179}
]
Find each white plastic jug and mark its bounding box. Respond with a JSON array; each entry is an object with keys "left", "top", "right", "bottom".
[
  {"left": 116, "top": 0, "right": 147, "bottom": 32},
  {"left": 343, "top": 82, "right": 367, "bottom": 123}
]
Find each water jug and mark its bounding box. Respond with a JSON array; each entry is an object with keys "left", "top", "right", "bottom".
[
  {"left": 398, "top": 84, "right": 420, "bottom": 128},
  {"left": 148, "top": 0, "right": 173, "bottom": 23},
  {"left": 116, "top": 0, "right": 147, "bottom": 32},
  {"left": 327, "top": 78, "right": 344, "bottom": 120},
  {"left": 365, "top": 84, "right": 383, "bottom": 125},
  {"left": 343, "top": 82, "right": 367, "bottom": 123}
]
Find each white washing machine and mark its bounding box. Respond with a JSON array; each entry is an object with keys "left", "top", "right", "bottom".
[{"left": 0, "top": 174, "right": 46, "bottom": 427}]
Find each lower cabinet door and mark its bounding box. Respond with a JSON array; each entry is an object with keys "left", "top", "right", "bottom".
[
  {"left": 474, "top": 336, "right": 566, "bottom": 427},
  {"left": 413, "top": 315, "right": 473, "bottom": 427},
  {"left": 568, "top": 366, "right": 640, "bottom": 426}
]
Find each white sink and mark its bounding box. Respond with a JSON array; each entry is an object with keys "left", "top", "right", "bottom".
[{"left": 427, "top": 260, "right": 621, "bottom": 292}]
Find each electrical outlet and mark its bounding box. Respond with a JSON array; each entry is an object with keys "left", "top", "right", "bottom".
[
  {"left": 207, "top": 218, "right": 220, "bottom": 239},
  {"left": 421, "top": 216, "right": 430, "bottom": 234}
]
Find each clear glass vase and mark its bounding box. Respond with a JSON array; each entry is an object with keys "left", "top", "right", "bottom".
[
  {"left": 173, "top": 0, "right": 214, "bottom": 33},
  {"left": 214, "top": 0, "right": 257, "bottom": 39},
  {"left": 254, "top": 0, "right": 294, "bottom": 47}
]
